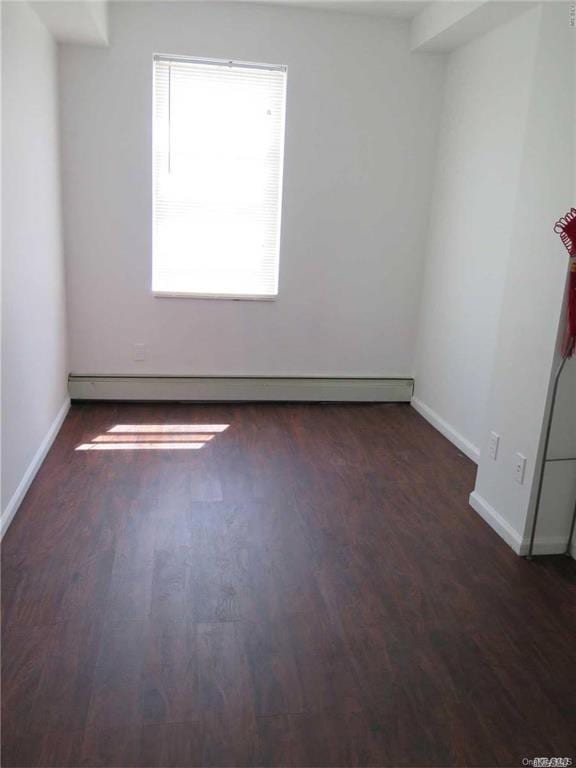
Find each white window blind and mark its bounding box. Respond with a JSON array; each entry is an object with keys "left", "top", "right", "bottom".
[{"left": 153, "top": 55, "right": 287, "bottom": 299}]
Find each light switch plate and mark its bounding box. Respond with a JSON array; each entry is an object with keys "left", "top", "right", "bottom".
[
  {"left": 134, "top": 343, "right": 146, "bottom": 362},
  {"left": 488, "top": 431, "right": 500, "bottom": 461}
]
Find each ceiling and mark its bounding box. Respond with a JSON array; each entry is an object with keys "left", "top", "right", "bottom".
[
  {"left": 232, "top": 1, "right": 428, "bottom": 17},
  {"left": 34, "top": 0, "right": 535, "bottom": 51}
]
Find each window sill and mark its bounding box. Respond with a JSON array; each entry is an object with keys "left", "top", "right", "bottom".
[{"left": 152, "top": 291, "right": 277, "bottom": 302}]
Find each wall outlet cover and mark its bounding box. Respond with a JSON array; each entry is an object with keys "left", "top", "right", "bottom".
[{"left": 514, "top": 453, "right": 527, "bottom": 484}]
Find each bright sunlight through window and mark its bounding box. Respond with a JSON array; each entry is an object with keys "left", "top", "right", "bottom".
[{"left": 153, "top": 55, "right": 287, "bottom": 299}]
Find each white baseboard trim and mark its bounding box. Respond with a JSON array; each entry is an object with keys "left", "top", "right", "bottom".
[
  {"left": 1, "top": 398, "right": 70, "bottom": 539},
  {"left": 411, "top": 397, "right": 480, "bottom": 463},
  {"left": 469, "top": 490, "right": 576, "bottom": 558},
  {"left": 68, "top": 375, "right": 414, "bottom": 403},
  {"left": 468, "top": 491, "right": 523, "bottom": 553}
]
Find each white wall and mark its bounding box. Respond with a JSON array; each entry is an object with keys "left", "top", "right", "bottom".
[
  {"left": 471, "top": 3, "right": 574, "bottom": 553},
  {"left": 58, "top": 1, "right": 444, "bottom": 377},
  {"left": 413, "top": 7, "right": 540, "bottom": 459},
  {"left": 1, "top": 2, "right": 69, "bottom": 518}
]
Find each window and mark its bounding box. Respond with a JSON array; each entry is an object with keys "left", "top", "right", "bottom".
[{"left": 153, "top": 55, "right": 287, "bottom": 299}]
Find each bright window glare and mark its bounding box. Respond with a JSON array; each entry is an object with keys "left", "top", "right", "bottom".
[
  {"left": 108, "top": 424, "right": 228, "bottom": 433},
  {"left": 153, "top": 56, "right": 287, "bottom": 298},
  {"left": 76, "top": 442, "right": 205, "bottom": 451}
]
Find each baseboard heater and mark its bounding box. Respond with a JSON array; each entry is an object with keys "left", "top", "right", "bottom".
[{"left": 68, "top": 375, "right": 414, "bottom": 403}]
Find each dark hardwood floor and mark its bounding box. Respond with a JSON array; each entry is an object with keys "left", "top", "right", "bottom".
[{"left": 2, "top": 402, "right": 575, "bottom": 767}]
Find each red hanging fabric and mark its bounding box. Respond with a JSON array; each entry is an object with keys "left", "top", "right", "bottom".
[{"left": 554, "top": 208, "right": 576, "bottom": 358}]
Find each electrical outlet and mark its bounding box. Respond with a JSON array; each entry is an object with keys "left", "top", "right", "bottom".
[
  {"left": 133, "top": 343, "right": 146, "bottom": 362},
  {"left": 488, "top": 431, "right": 500, "bottom": 461},
  {"left": 514, "top": 453, "right": 527, "bottom": 484}
]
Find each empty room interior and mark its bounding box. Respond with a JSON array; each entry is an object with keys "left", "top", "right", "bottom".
[{"left": 2, "top": 0, "right": 576, "bottom": 765}]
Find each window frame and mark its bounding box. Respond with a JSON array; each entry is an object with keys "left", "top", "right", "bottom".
[{"left": 151, "top": 53, "right": 288, "bottom": 302}]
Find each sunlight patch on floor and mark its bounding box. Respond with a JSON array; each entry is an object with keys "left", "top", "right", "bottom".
[
  {"left": 107, "top": 424, "right": 229, "bottom": 433},
  {"left": 76, "top": 442, "right": 205, "bottom": 451},
  {"left": 75, "top": 423, "right": 229, "bottom": 451}
]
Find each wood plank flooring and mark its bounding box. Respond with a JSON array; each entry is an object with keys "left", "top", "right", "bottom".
[{"left": 2, "top": 402, "right": 575, "bottom": 767}]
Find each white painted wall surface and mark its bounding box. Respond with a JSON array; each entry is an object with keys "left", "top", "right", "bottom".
[
  {"left": 1, "top": 2, "right": 69, "bottom": 514},
  {"left": 59, "top": 1, "right": 444, "bottom": 377},
  {"left": 30, "top": 0, "right": 109, "bottom": 46},
  {"left": 413, "top": 7, "right": 539, "bottom": 457},
  {"left": 472, "top": 3, "right": 574, "bottom": 551}
]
